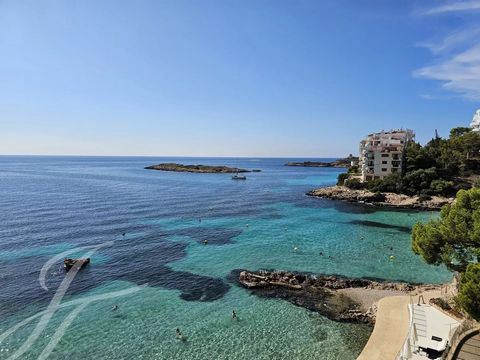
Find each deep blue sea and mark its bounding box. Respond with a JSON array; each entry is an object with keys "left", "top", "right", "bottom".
[{"left": 0, "top": 156, "right": 450, "bottom": 359}]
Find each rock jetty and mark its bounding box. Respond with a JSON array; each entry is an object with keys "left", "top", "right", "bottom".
[
  {"left": 307, "top": 186, "right": 454, "bottom": 210},
  {"left": 145, "top": 163, "right": 251, "bottom": 173},
  {"left": 236, "top": 270, "right": 439, "bottom": 324}
]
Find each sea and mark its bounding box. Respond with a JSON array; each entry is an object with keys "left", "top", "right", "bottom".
[{"left": 0, "top": 156, "right": 451, "bottom": 360}]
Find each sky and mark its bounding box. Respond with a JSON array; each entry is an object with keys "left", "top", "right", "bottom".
[{"left": 1, "top": 0, "right": 479, "bottom": 157}]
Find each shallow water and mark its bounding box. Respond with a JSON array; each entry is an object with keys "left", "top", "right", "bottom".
[{"left": 0, "top": 156, "right": 450, "bottom": 359}]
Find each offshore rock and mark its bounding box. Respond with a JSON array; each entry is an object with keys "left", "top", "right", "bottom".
[{"left": 145, "top": 163, "right": 250, "bottom": 173}]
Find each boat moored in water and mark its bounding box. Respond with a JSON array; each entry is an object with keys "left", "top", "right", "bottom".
[{"left": 232, "top": 175, "right": 247, "bottom": 180}]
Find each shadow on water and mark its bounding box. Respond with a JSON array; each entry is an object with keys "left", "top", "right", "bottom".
[{"left": 293, "top": 196, "right": 379, "bottom": 214}]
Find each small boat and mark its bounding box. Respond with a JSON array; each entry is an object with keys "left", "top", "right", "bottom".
[
  {"left": 64, "top": 258, "right": 90, "bottom": 271},
  {"left": 232, "top": 175, "right": 247, "bottom": 180}
]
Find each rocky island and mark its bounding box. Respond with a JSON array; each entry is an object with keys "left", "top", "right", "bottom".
[
  {"left": 307, "top": 186, "right": 454, "bottom": 210},
  {"left": 285, "top": 155, "right": 358, "bottom": 168},
  {"left": 235, "top": 270, "right": 440, "bottom": 324},
  {"left": 145, "top": 163, "right": 252, "bottom": 173}
]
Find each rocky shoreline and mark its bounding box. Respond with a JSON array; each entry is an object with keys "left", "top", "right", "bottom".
[
  {"left": 306, "top": 186, "right": 454, "bottom": 210},
  {"left": 145, "top": 163, "right": 252, "bottom": 173},
  {"left": 236, "top": 270, "right": 440, "bottom": 324},
  {"left": 285, "top": 156, "right": 358, "bottom": 168}
]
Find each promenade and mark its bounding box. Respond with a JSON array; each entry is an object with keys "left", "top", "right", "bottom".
[
  {"left": 357, "top": 295, "right": 411, "bottom": 360},
  {"left": 357, "top": 290, "right": 446, "bottom": 360}
]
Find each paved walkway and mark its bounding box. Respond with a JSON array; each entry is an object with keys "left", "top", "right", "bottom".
[
  {"left": 357, "top": 290, "right": 444, "bottom": 360},
  {"left": 357, "top": 295, "right": 411, "bottom": 360}
]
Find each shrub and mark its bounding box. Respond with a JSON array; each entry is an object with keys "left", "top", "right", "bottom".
[
  {"left": 368, "top": 173, "right": 402, "bottom": 193},
  {"left": 401, "top": 168, "right": 438, "bottom": 195},
  {"left": 429, "top": 179, "right": 455, "bottom": 196},
  {"left": 344, "top": 178, "right": 364, "bottom": 190},
  {"left": 347, "top": 165, "right": 359, "bottom": 174},
  {"left": 337, "top": 173, "right": 349, "bottom": 186},
  {"left": 457, "top": 263, "right": 480, "bottom": 320}
]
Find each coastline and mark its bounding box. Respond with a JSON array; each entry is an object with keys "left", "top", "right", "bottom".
[
  {"left": 306, "top": 185, "right": 454, "bottom": 210},
  {"left": 235, "top": 270, "right": 443, "bottom": 325}
]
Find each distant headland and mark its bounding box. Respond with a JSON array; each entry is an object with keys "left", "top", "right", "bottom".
[
  {"left": 285, "top": 155, "right": 358, "bottom": 168},
  {"left": 145, "top": 163, "right": 253, "bottom": 173}
]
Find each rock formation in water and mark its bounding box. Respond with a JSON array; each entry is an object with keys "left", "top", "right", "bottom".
[
  {"left": 235, "top": 270, "right": 439, "bottom": 324},
  {"left": 145, "top": 163, "right": 251, "bottom": 173}
]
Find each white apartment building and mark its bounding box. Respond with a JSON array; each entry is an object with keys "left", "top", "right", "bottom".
[
  {"left": 470, "top": 109, "right": 480, "bottom": 132},
  {"left": 359, "top": 129, "right": 414, "bottom": 182}
]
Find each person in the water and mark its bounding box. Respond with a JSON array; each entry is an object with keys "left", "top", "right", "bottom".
[
  {"left": 176, "top": 328, "right": 182, "bottom": 339},
  {"left": 232, "top": 310, "right": 237, "bottom": 320},
  {"left": 112, "top": 305, "right": 118, "bottom": 311}
]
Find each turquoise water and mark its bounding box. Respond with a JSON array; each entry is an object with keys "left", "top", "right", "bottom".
[{"left": 0, "top": 157, "right": 450, "bottom": 359}]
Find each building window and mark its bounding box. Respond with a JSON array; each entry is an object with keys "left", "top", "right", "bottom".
[
  {"left": 382, "top": 161, "right": 387, "bottom": 164},
  {"left": 381, "top": 154, "right": 389, "bottom": 157},
  {"left": 381, "top": 168, "right": 387, "bottom": 172},
  {"left": 392, "top": 168, "right": 398, "bottom": 173}
]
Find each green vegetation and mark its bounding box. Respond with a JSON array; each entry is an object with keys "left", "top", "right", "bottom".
[
  {"left": 337, "top": 173, "right": 349, "bottom": 186},
  {"left": 412, "top": 188, "right": 480, "bottom": 272},
  {"left": 457, "top": 263, "right": 480, "bottom": 320},
  {"left": 339, "top": 127, "right": 480, "bottom": 196},
  {"left": 412, "top": 188, "right": 480, "bottom": 319}
]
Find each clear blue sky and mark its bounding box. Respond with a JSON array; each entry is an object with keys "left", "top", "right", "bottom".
[{"left": 1, "top": 0, "right": 479, "bottom": 157}]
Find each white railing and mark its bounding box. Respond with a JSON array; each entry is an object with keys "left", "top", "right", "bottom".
[{"left": 396, "top": 297, "right": 416, "bottom": 360}]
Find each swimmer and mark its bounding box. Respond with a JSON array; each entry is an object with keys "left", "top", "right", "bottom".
[
  {"left": 203, "top": 239, "right": 208, "bottom": 245},
  {"left": 122, "top": 233, "right": 126, "bottom": 236},
  {"left": 112, "top": 305, "right": 119, "bottom": 311},
  {"left": 176, "top": 328, "right": 182, "bottom": 339},
  {"left": 232, "top": 310, "right": 237, "bottom": 320}
]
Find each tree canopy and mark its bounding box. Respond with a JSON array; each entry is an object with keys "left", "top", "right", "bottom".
[
  {"left": 457, "top": 263, "right": 480, "bottom": 320},
  {"left": 412, "top": 188, "right": 480, "bottom": 272}
]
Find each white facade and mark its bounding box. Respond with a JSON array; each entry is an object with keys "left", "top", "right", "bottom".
[
  {"left": 359, "top": 129, "right": 414, "bottom": 182},
  {"left": 470, "top": 109, "right": 480, "bottom": 132}
]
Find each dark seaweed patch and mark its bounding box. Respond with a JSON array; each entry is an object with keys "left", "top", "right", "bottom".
[
  {"left": 0, "top": 232, "right": 231, "bottom": 317},
  {"left": 170, "top": 227, "right": 242, "bottom": 245},
  {"left": 348, "top": 220, "right": 411, "bottom": 233}
]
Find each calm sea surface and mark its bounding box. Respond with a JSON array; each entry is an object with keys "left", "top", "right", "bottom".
[{"left": 0, "top": 156, "right": 450, "bottom": 359}]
